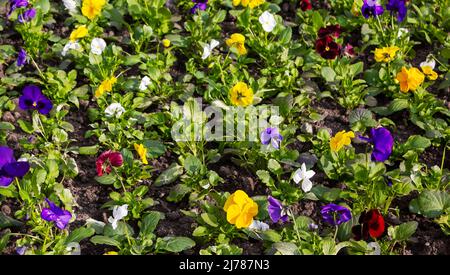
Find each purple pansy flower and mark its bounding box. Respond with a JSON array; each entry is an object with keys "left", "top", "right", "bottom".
[
  {"left": 0, "top": 146, "right": 30, "bottom": 187},
  {"left": 361, "top": 0, "right": 384, "bottom": 18},
  {"left": 360, "top": 127, "right": 394, "bottom": 162},
  {"left": 17, "top": 48, "right": 27, "bottom": 67},
  {"left": 41, "top": 198, "right": 72, "bottom": 229},
  {"left": 16, "top": 246, "right": 27, "bottom": 255},
  {"left": 268, "top": 196, "right": 289, "bottom": 223},
  {"left": 19, "top": 85, "right": 53, "bottom": 115},
  {"left": 8, "top": 0, "right": 28, "bottom": 16},
  {"left": 18, "top": 8, "right": 36, "bottom": 23},
  {"left": 191, "top": 0, "right": 208, "bottom": 14},
  {"left": 321, "top": 203, "right": 352, "bottom": 226},
  {"left": 260, "top": 127, "right": 283, "bottom": 149},
  {"left": 386, "top": 0, "right": 407, "bottom": 22}
]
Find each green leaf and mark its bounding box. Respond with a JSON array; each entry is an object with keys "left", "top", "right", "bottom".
[
  {"left": 17, "top": 119, "right": 34, "bottom": 134},
  {"left": 267, "top": 159, "right": 282, "bottom": 175},
  {"left": 201, "top": 213, "right": 219, "bottom": 227},
  {"left": 388, "top": 221, "right": 418, "bottom": 241},
  {"left": 143, "top": 140, "right": 166, "bottom": 159},
  {"left": 321, "top": 67, "right": 336, "bottom": 82},
  {"left": 0, "top": 122, "right": 14, "bottom": 130},
  {"left": 52, "top": 128, "right": 68, "bottom": 143},
  {"left": 79, "top": 145, "right": 99, "bottom": 155},
  {"left": 65, "top": 227, "right": 95, "bottom": 244},
  {"left": 278, "top": 27, "right": 292, "bottom": 44},
  {"left": 0, "top": 213, "right": 23, "bottom": 229},
  {"left": 409, "top": 190, "right": 450, "bottom": 218},
  {"left": 389, "top": 98, "right": 409, "bottom": 113},
  {"left": 167, "top": 184, "right": 191, "bottom": 202},
  {"left": 140, "top": 211, "right": 164, "bottom": 235},
  {"left": 157, "top": 237, "right": 195, "bottom": 253},
  {"left": 90, "top": 236, "right": 121, "bottom": 247},
  {"left": 403, "top": 135, "right": 431, "bottom": 151},
  {"left": 192, "top": 226, "right": 209, "bottom": 237},
  {"left": 183, "top": 154, "right": 202, "bottom": 175},
  {"left": 94, "top": 174, "right": 116, "bottom": 185},
  {"left": 154, "top": 164, "right": 183, "bottom": 186}
]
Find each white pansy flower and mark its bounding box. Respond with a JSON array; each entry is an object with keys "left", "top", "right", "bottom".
[
  {"left": 105, "top": 103, "right": 125, "bottom": 118},
  {"left": 367, "top": 242, "right": 381, "bottom": 255},
  {"left": 108, "top": 204, "right": 128, "bottom": 230},
  {"left": 293, "top": 163, "right": 316, "bottom": 192},
  {"left": 420, "top": 55, "right": 436, "bottom": 70},
  {"left": 139, "top": 76, "right": 152, "bottom": 91},
  {"left": 90, "top": 38, "right": 106, "bottom": 55},
  {"left": 259, "top": 11, "right": 276, "bottom": 33},
  {"left": 249, "top": 220, "right": 269, "bottom": 231},
  {"left": 63, "top": 0, "right": 78, "bottom": 13},
  {"left": 62, "top": 41, "right": 81, "bottom": 56},
  {"left": 202, "top": 39, "right": 220, "bottom": 60}
]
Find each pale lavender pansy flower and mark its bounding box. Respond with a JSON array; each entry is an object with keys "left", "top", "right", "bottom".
[{"left": 260, "top": 127, "right": 283, "bottom": 149}]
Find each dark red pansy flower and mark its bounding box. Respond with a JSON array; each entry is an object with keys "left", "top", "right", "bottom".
[
  {"left": 96, "top": 150, "right": 123, "bottom": 177},
  {"left": 300, "top": 0, "right": 312, "bottom": 11},
  {"left": 352, "top": 209, "right": 385, "bottom": 241},
  {"left": 315, "top": 35, "right": 341, "bottom": 60},
  {"left": 318, "top": 24, "right": 342, "bottom": 38}
]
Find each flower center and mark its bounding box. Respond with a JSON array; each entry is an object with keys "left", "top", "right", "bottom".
[
  {"left": 32, "top": 102, "right": 37, "bottom": 107},
  {"left": 325, "top": 46, "right": 330, "bottom": 51}
]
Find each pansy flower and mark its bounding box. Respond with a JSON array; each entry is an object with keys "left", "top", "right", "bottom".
[
  {"left": 191, "top": 0, "right": 207, "bottom": 13},
  {"left": 321, "top": 203, "right": 352, "bottom": 226},
  {"left": 8, "top": 0, "right": 28, "bottom": 16},
  {"left": 374, "top": 46, "right": 400, "bottom": 63},
  {"left": 96, "top": 151, "right": 123, "bottom": 177},
  {"left": 330, "top": 130, "right": 354, "bottom": 152},
  {"left": 420, "top": 57, "right": 438, "bottom": 80},
  {"left": 41, "top": 198, "right": 72, "bottom": 229},
  {"left": 268, "top": 196, "right": 288, "bottom": 223},
  {"left": 95, "top": 76, "right": 117, "bottom": 98},
  {"left": 69, "top": 25, "right": 88, "bottom": 42},
  {"left": 232, "top": 0, "right": 265, "bottom": 9},
  {"left": 108, "top": 204, "right": 128, "bottom": 230},
  {"left": 300, "top": 0, "right": 312, "bottom": 11},
  {"left": 229, "top": 82, "right": 253, "bottom": 107},
  {"left": 81, "top": 0, "right": 106, "bottom": 20},
  {"left": 361, "top": 0, "right": 384, "bottom": 18},
  {"left": 260, "top": 127, "right": 283, "bottom": 149},
  {"left": 315, "top": 35, "right": 341, "bottom": 60},
  {"left": 386, "top": 0, "right": 407, "bottom": 22},
  {"left": 19, "top": 85, "right": 53, "bottom": 115},
  {"left": 0, "top": 146, "right": 30, "bottom": 187},
  {"left": 396, "top": 66, "right": 425, "bottom": 93},
  {"left": 352, "top": 209, "right": 385, "bottom": 240},
  {"left": 318, "top": 24, "right": 341, "bottom": 38},
  {"left": 18, "top": 8, "right": 36, "bottom": 23},
  {"left": 360, "top": 127, "right": 394, "bottom": 162},
  {"left": 293, "top": 163, "right": 315, "bottom": 192},
  {"left": 224, "top": 190, "right": 258, "bottom": 229},
  {"left": 17, "top": 48, "right": 27, "bottom": 67},
  {"left": 226, "top": 33, "right": 247, "bottom": 56},
  {"left": 134, "top": 144, "right": 148, "bottom": 165}
]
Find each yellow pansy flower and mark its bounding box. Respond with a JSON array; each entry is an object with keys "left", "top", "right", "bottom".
[
  {"left": 134, "top": 144, "right": 148, "bottom": 165},
  {"left": 229, "top": 82, "right": 254, "bottom": 107},
  {"left": 421, "top": 66, "right": 438, "bottom": 81},
  {"left": 226, "top": 33, "right": 247, "bottom": 55},
  {"left": 351, "top": 0, "right": 361, "bottom": 16},
  {"left": 223, "top": 190, "right": 258, "bottom": 229},
  {"left": 233, "top": 0, "right": 265, "bottom": 9},
  {"left": 95, "top": 76, "right": 117, "bottom": 98},
  {"left": 374, "top": 46, "right": 400, "bottom": 63},
  {"left": 162, "top": 39, "right": 171, "bottom": 48},
  {"left": 82, "top": 0, "right": 106, "bottom": 20},
  {"left": 104, "top": 251, "right": 118, "bottom": 255},
  {"left": 330, "top": 130, "right": 354, "bottom": 152},
  {"left": 396, "top": 67, "right": 425, "bottom": 93},
  {"left": 69, "top": 25, "right": 88, "bottom": 42}
]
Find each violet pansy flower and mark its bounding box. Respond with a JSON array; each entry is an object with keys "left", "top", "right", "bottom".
[
  {"left": 321, "top": 203, "right": 352, "bottom": 226},
  {"left": 18, "top": 8, "right": 36, "bottom": 23},
  {"left": 386, "top": 0, "right": 407, "bottom": 22},
  {"left": 8, "top": 0, "right": 28, "bottom": 16},
  {"left": 41, "top": 198, "right": 72, "bottom": 229},
  {"left": 0, "top": 146, "right": 30, "bottom": 187},
  {"left": 360, "top": 127, "right": 394, "bottom": 162},
  {"left": 19, "top": 85, "right": 53, "bottom": 115},
  {"left": 260, "top": 127, "right": 283, "bottom": 149},
  {"left": 361, "top": 0, "right": 384, "bottom": 18},
  {"left": 17, "top": 48, "right": 27, "bottom": 67},
  {"left": 191, "top": 0, "right": 208, "bottom": 14},
  {"left": 268, "top": 196, "right": 288, "bottom": 223}
]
